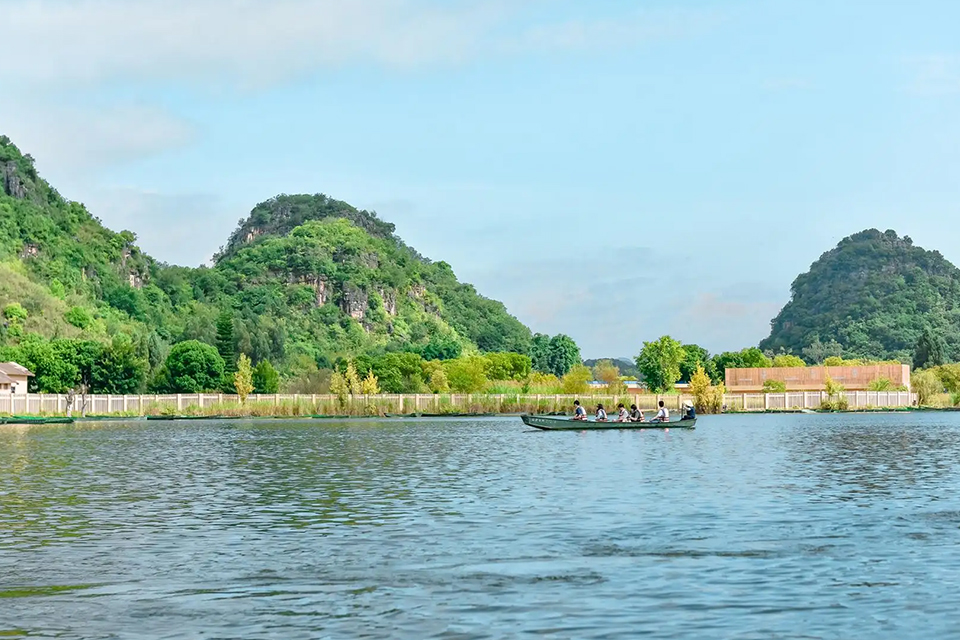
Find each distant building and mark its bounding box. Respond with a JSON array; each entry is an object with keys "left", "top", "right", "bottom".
[
  {"left": 0, "top": 362, "right": 34, "bottom": 395},
  {"left": 725, "top": 364, "right": 911, "bottom": 392}
]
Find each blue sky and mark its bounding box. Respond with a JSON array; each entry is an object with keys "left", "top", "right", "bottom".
[{"left": 2, "top": 0, "right": 959, "bottom": 358}]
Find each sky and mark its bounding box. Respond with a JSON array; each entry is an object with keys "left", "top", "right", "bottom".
[{"left": 2, "top": 0, "right": 959, "bottom": 359}]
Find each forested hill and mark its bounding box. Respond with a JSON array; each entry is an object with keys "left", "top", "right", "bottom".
[
  {"left": 761, "top": 229, "right": 960, "bottom": 362},
  {"left": 0, "top": 134, "right": 534, "bottom": 390}
]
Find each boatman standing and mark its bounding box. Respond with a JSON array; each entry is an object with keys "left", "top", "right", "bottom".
[{"left": 573, "top": 400, "right": 587, "bottom": 421}]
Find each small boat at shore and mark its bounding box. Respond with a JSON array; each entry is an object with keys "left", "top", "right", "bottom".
[
  {"left": 521, "top": 414, "right": 696, "bottom": 431},
  {"left": 0, "top": 416, "right": 76, "bottom": 425}
]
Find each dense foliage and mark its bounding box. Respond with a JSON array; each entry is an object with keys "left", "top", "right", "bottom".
[
  {"left": 0, "top": 135, "right": 554, "bottom": 394},
  {"left": 762, "top": 229, "right": 960, "bottom": 362}
]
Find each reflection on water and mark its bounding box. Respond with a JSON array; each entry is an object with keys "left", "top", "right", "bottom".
[{"left": 3, "top": 415, "right": 960, "bottom": 639}]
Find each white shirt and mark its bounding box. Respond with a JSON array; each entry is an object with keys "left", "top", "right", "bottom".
[
  {"left": 596, "top": 409, "right": 607, "bottom": 420},
  {"left": 656, "top": 407, "right": 669, "bottom": 421}
]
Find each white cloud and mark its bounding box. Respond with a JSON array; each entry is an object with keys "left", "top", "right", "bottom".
[
  {"left": 1, "top": 0, "right": 713, "bottom": 88},
  {"left": 0, "top": 96, "right": 194, "bottom": 172}
]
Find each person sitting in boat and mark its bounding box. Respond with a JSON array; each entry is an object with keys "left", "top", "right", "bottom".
[
  {"left": 573, "top": 400, "right": 587, "bottom": 421},
  {"left": 615, "top": 403, "right": 629, "bottom": 422},
  {"left": 595, "top": 403, "right": 608, "bottom": 422},
  {"left": 682, "top": 402, "right": 696, "bottom": 420},
  {"left": 653, "top": 400, "right": 670, "bottom": 423},
  {"left": 628, "top": 404, "right": 644, "bottom": 422}
]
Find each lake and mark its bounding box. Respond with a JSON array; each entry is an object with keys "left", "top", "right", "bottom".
[{"left": 3, "top": 414, "right": 960, "bottom": 639}]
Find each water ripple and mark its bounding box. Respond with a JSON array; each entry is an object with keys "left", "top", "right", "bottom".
[{"left": 2, "top": 415, "right": 960, "bottom": 638}]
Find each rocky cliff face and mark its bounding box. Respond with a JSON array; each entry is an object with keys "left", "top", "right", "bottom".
[{"left": 2, "top": 162, "right": 27, "bottom": 199}]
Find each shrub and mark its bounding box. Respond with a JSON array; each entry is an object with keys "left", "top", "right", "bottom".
[
  {"left": 772, "top": 354, "right": 805, "bottom": 368},
  {"left": 912, "top": 370, "right": 943, "bottom": 407},
  {"left": 64, "top": 306, "right": 93, "bottom": 329},
  {"left": 867, "top": 377, "right": 893, "bottom": 391},
  {"left": 762, "top": 379, "right": 787, "bottom": 393},
  {"left": 561, "top": 364, "right": 592, "bottom": 395}
]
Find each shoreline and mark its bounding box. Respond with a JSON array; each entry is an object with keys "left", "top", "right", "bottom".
[{"left": 2, "top": 406, "right": 955, "bottom": 426}]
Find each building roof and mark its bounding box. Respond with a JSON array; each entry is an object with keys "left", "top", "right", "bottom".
[
  {"left": 0, "top": 362, "right": 34, "bottom": 377},
  {"left": 0, "top": 371, "right": 14, "bottom": 385}
]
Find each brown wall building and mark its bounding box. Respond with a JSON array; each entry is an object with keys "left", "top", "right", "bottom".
[{"left": 725, "top": 364, "right": 911, "bottom": 392}]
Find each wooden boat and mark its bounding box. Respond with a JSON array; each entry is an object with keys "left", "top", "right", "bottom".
[
  {"left": 521, "top": 414, "right": 696, "bottom": 431},
  {"left": 1, "top": 416, "right": 76, "bottom": 425}
]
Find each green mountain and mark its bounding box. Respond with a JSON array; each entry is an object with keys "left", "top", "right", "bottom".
[
  {"left": 0, "top": 135, "right": 534, "bottom": 390},
  {"left": 761, "top": 229, "right": 960, "bottom": 362}
]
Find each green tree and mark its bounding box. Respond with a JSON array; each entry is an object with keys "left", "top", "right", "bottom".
[
  {"left": 802, "top": 337, "right": 843, "bottom": 364},
  {"left": 445, "top": 356, "right": 488, "bottom": 393},
  {"left": 546, "top": 334, "right": 581, "bottom": 378},
  {"left": 772, "top": 354, "right": 806, "bottom": 368},
  {"left": 679, "top": 344, "right": 717, "bottom": 383},
  {"left": 428, "top": 367, "right": 450, "bottom": 393},
  {"left": 913, "top": 327, "right": 946, "bottom": 370},
  {"left": 161, "top": 340, "right": 226, "bottom": 393},
  {"left": 763, "top": 379, "right": 787, "bottom": 392},
  {"left": 92, "top": 334, "right": 148, "bottom": 394},
  {"left": 741, "top": 347, "right": 772, "bottom": 368},
  {"left": 234, "top": 354, "right": 254, "bottom": 403},
  {"left": 216, "top": 311, "right": 237, "bottom": 374},
  {"left": 64, "top": 306, "right": 93, "bottom": 329},
  {"left": 530, "top": 333, "right": 552, "bottom": 374},
  {"left": 636, "top": 336, "right": 685, "bottom": 393},
  {"left": 252, "top": 360, "right": 280, "bottom": 393}
]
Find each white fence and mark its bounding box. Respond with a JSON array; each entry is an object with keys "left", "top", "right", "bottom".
[{"left": 0, "top": 390, "right": 918, "bottom": 417}]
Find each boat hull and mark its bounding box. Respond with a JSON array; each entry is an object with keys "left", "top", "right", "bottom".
[{"left": 521, "top": 414, "right": 696, "bottom": 431}]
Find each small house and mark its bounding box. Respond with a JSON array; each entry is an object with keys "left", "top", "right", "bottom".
[{"left": 0, "top": 362, "right": 34, "bottom": 395}]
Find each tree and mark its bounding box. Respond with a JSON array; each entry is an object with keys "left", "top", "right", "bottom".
[
  {"left": 530, "top": 333, "right": 551, "bottom": 374},
  {"left": 546, "top": 335, "right": 581, "bottom": 378},
  {"left": 330, "top": 370, "right": 349, "bottom": 408},
  {"left": 740, "top": 347, "right": 772, "bottom": 368},
  {"left": 592, "top": 359, "right": 620, "bottom": 387},
  {"left": 772, "top": 354, "right": 805, "bottom": 368},
  {"left": 252, "top": 360, "right": 280, "bottom": 393},
  {"left": 561, "top": 364, "right": 592, "bottom": 394},
  {"left": 913, "top": 327, "right": 946, "bottom": 370},
  {"left": 679, "top": 344, "right": 716, "bottom": 383},
  {"left": 690, "top": 364, "right": 723, "bottom": 413},
  {"left": 418, "top": 335, "right": 462, "bottom": 361},
  {"left": 428, "top": 367, "right": 450, "bottom": 393},
  {"left": 802, "top": 337, "right": 843, "bottom": 364},
  {"left": 216, "top": 311, "right": 237, "bottom": 374},
  {"left": 162, "top": 340, "right": 226, "bottom": 393},
  {"left": 445, "top": 356, "right": 488, "bottom": 393},
  {"left": 360, "top": 369, "right": 380, "bottom": 395},
  {"left": 867, "top": 377, "right": 893, "bottom": 391},
  {"left": 636, "top": 336, "right": 685, "bottom": 393},
  {"left": 762, "top": 379, "right": 787, "bottom": 392},
  {"left": 912, "top": 369, "right": 942, "bottom": 406},
  {"left": 234, "top": 354, "right": 254, "bottom": 403},
  {"left": 92, "top": 334, "right": 148, "bottom": 394},
  {"left": 345, "top": 362, "right": 362, "bottom": 395}
]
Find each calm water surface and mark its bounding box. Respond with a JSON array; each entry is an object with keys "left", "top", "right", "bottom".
[{"left": 3, "top": 414, "right": 960, "bottom": 639}]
